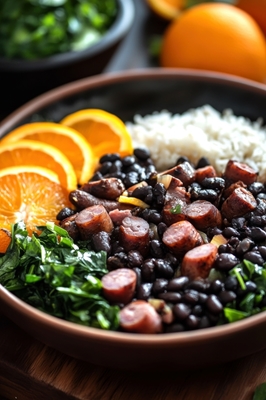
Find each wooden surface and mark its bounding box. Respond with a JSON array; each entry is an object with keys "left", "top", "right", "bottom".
[{"left": 1, "top": 1, "right": 266, "bottom": 399}]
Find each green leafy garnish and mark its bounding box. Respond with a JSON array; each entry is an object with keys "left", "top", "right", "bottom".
[
  {"left": 253, "top": 382, "right": 266, "bottom": 400},
  {"left": 0, "top": 221, "right": 119, "bottom": 330},
  {"left": 170, "top": 204, "right": 182, "bottom": 214}
]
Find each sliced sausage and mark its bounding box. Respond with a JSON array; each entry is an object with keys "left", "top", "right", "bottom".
[
  {"left": 60, "top": 214, "right": 80, "bottom": 241},
  {"left": 75, "top": 205, "right": 113, "bottom": 240},
  {"left": 223, "top": 160, "right": 257, "bottom": 185},
  {"left": 223, "top": 181, "right": 246, "bottom": 199},
  {"left": 69, "top": 190, "right": 120, "bottom": 212},
  {"left": 160, "top": 162, "right": 195, "bottom": 187},
  {"left": 80, "top": 178, "right": 125, "bottom": 200},
  {"left": 119, "top": 216, "right": 150, "bottom": 256},
  {"left": 221, "top": 187, "right": 257, "bottom": 221},
  {"left": 109, "top": 209, "right": 132, "bottom": 226},
  {"left": 102, "top": 268, "right": 137, "bottom": 305},
  {"left": 185, "top": 200, "right": 222, "bottom": 231},
  {"left": 162, "top": 185, "right": 190, "bottom": 226},
  {"left": 195, "top": 165, "right": 217, "bottom": 184},
  {"left": 162, "top": 220, "right": 203, "bottom": 257},
  {"left": 181, "top": 243, "right": 218, "bottom": 280},
  {"left": 119, "top": 300, "right": 163, "bottom": 333}
]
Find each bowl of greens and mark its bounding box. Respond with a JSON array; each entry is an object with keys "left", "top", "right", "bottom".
[
  {"left": 0, "top": 0, "right": 134, "bottom": 117},
  {"left": 1, "top": 69, "right": 266, "bottom": 372}
]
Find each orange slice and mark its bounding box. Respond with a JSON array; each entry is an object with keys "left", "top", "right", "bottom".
[
  {"left": 1, "top": 122, "right": 95, "bottom": 184},
  {"left": 0, "top": 140, "right": 77, "bottom": 191},
  {"left": 0, "top": 228, "right": 11, "bottom": 253},
  {"left": 60, "top": 109, "right": 133, "bottom": 158},
  {"left": 0, "top": 165, "right": 72, "bottom": 235},
  {"left": 146, "top": 0, "right": 184, "bottom": 20}
]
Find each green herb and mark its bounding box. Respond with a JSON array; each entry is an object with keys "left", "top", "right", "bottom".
[
  {"left": 0, "top": 0, "right": 117, "bottom": 60},
  {"left": 0, "top": 221, "right": 119, "bottom": 330},
  {"left": 253, "top": 382, "right": 266, "bottom": 400},
  {"left": 170, "top": 204, "right": 182, "bottom": 214}
]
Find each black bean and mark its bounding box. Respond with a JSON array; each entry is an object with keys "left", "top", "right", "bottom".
[
  {"left": 244, "top": 251, "right": 265, "bottom": 265},
  {"left": 92, "top": 231, "right": 111, "bottom": 254},
  {"left": 235, "top": 238, "right": 254, "bottom": 256},
  {"left": 218, "top": 290, "right": 237, "bottom": 304},
  {"left": 134, "top": 148, "right": 150, "bottom": 161},
  {"left": 257, "top": 193, "right": 266, "bottom": 200},
  {"left": 152, "top": 278, "right": 169, "bottom": 294},
  {"left": 248, "top": 182, "right": 265, "bottom": 197},
  {"left": 182, "top": 289, "right": 199, "bottom": 305},
  {"left": 132, "top": 186, "right": 153, "bottom": 201},
  {"left": 153, "top": 183, "right": 166, "bottom": 205},
  {"left": 198, "top": 292, "right": 208, "bottom": 304},
  {"left": 154, "top": 259, "right": 174, "bottom": 279},
  {"left": 141, "top": 259, "right": 156, "bottom": 282},
  {"left": 107, "top": 253, "right": 128, "bottom": 270},
  {"left": 201, "top": 177, "right": 225, "bottom": 191},
  {"left": 111, "top": 241, "right": 124, "bottom": 255},
  {"left": 244, "top": 281, "right": 257, "bottom": 292},
  {"left": 148, "top": 211, "right": 163, "bottom": 225},
  {"left": 207, "top": 227, "right": 223, "bottom": 239},
  {"left": 186, "top": 280, "right": 208, "bottom": 292},
  {"left": 258, "top": 246, "right": 266, "bottom": 260},
  {"left": 231, "top": 217, "right": 246, "bottom": 230},
  {"left": 109, "top": 160, "right": 123, "bottom": 174},
  {"left": 191, "top": 305, "right": 203, "bottom": 316},
  {"left": 150, "top": 240, "right": 164, "bottom": 258},
  {"left": 214, "top": 253, "right": 240, "bottom": 271},
  {"left": 56, "top": 207, "right": 76, "bottom": 221},
  {"left": 158, "top": 292, "right": 182, "bottom": 303},
  {"left": 198, "top": 315, "right": 212, "bottom": 329},
  {"left": 98, "top": 161, "right": 112, "bottom": 175},
  {"left": 209, "top": 279, "right": 224, "bottom": 294},
  {"left": 90, "top": 171, "right": 103, "bottom": 181},
  {"left": 173, "top": 303, "right": 191, "bottom": 320},
  {"left": 249, "top": 215, "right": 264, "bottom": 227},
  {"left": 137, "top": 283, "right": 153, "bottom": 300},
  {"left": 249, "top": 227, "right": 266, "bottom": 242},
  {"left": 185, "top": 314, "right": 200, "bottom": 329},
  {"left": 224, "top": 276, "right": 238, "bottom": 291},
  {"left": 132, "top": 267, "right": 142, "bottom": 289},
  {"left": 127, "top": 250, "right": 143, "bottom": 268},
  {"left": 124, "top": 172, "right": 139, "bottom": 188},
  {"left": 197, "top": 189, "right": 218, "bottom": 202},
  {"left": 125, "top": 163, "right": 143, "bottom": 174},
  {"left": 196, "top": 157, "right": 210, "bottom": 168},
  {"left": 222, "top": 227, "right": 240, "bottom": 238},
  {"left": 165, "top": 323, "right": 185, "bottom": 333},
  {"left": 122, "top": 156, "right": 135, "bottom": 167},
  {"left": 99, "top": 153, "right": 120, "bottom": 163},
  {"left": 167, "top": 276, "right": 189, "bottom": 291},
  {"left": 157, "top": 222, "right": 168, "bottom": 238},
  {"left": 177, "top": 156, "right": 190, "bottom": 165},
  {"left": 165, "top": 253, "right": 178, "bottom": 268},
  {"left": 205, "top": 295, "right": 223, "bottom": 314}
]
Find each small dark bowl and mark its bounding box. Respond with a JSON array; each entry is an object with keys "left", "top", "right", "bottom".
[
  {"left": 1, "top": 69, "right": 266, "bottom": 372},
  {"left": 0, "top": 0, "right": 134, "bottom": 118}
]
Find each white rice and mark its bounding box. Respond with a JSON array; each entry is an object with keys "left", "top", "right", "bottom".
[{"left": 126, "top": 105, "right": 266, "bottom": 182}]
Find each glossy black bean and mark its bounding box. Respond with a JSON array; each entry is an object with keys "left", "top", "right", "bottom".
[
  {"left": 185, "top": 314, "right": 200, "bottom": 329},
  {"left": 196, "top": 188, "right": 218, "bottom": 202},
  {"left": 231, "top": 217, "right": 246, "bottom": 230},
  {"left": 215, "top": 253, "right": 239, "bottom": 271},
  {"left": 244, "top": 251, "right": 265, "bottom": 265},
  {"left": 165, "top": 323, "right": 185, "bottom": 333},
  {"left": 201, "top": 177, "right": 225, "bottom": 191},
  {"left": 167, "top": 276, "right": 189, "bottom": 291},
  {"left": 152, "top": 278, "right": 169, "bottom": 295},
  {"left": 198, "top": 315, "right": 212, "bottom": 329},
  {"left": 209, "top": 279, "right": 224, "bottom": 294},
  {"left": 141, "top": 259, "right": 156, "bottom": 282},
  {"left": 124, "top": 172, "right": 139, "bottom": 188},
  {"left": 56, "top": 207, "right": 76, "bottom": 221},
  {"left": 122, "top": 156, "right": 135, "bottom": 167},
  {"left": 111, "top": 241, "right": 124, "bottom": 255},
  {"left": 223, "top": 227, "right": 240, "bottom": 238},
  {"left": 257, "top": 193, "right": 266, "bottom": 200},
  {"left": 99, "top": 153, "right": 120, "bottom": 163},
  {"left": 98, "top": 161, "right": 112, "bottom": 175},
  {"left": 109, "top": 160, "right": 123, "bottom": 174},
  {"left": 207, "top": 227, "right": 223, "bottom": 239},
  {"left": 154, "top": 259, "right": 174, "bottom": 279},
  {"left": 107, "top": 253, "right": 128, "bottom": 270},
  {"left": 153, "top": 183, "right": 166, "bottom": 205},
  {"left": 249, "top": 227, "right": 266, "bottom": 242},
  {"left": 218, "top": 290, "right": 237, "bottom": 304},
  {"left": 165, "top": 253, "right": 178, "bottom": 268},
  {"left": 198, "top": 293, "right": 208, "bottom": 304},
  {"left": 196, "top": 157, "right": 210, "bottom": 168},
  {"left": 191, "top": 305, "right": 203, "bottom": 316},
  {"left": 177, "top": 156, "right": 190, "bottom": 165},
  {"left": 182, "top": 290, "right": 199, "bottom": 305},
  {"left": 125, "top": 163, "right": 143, "bottom": 174},
  {"left": 149, "top": 211, "right": 163, "bottom": 225},
  {"left": 157, "top": 222, "right": 168, "bottom": 238},
  {"left": 244, "top": 281, "right": 257, "bottom": 292},
  {"left": 205, "top": 295, "right": 223, "bottom": 314},
  {"left": 186, "top": 280, "right": 208, "bottom": 292},
  {"left": 134, "top": 148, "right": 150, "bottom": 161},
  {"left": 224, "top": 276, "right": 238, "bottom": 291},
  {"left": 173, "top": 303, "right": 191, "bottom": 320},
  {"left": 127, "top": 250, "right": 143, "bottom": 268},
  {"left": 150, "top": 240, "right": 164, "bottom": 258},
  {"left": 158, "top": 292, "right": 182, "bottom": 303},
  {"left": 235, "top": 238, "right": 254, "bottom": 256},
  {"left": 92, "top": 231, "right": 111, "bottom": 255},
  {"left": 228, "top": 237, "right": 240, "bottom": 248},
  {"left": 248, "top": 182, "right": 265, "bottom": 197},
  {"left": 90, "top": 171, "right": 103, "bottom": 181},
  {"left": 137, "top": 283, "right": 153, "bottom": 300},
  {"left": 132, "top": 186, "right": 152, "bottom": 201},
  {"left": 249, "top": 215, "right": 265, "bottom": 227},
  {"left": 258, "top": 246, "right": 266, "bottom": 260}
]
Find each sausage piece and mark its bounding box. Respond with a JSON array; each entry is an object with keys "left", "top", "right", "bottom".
[
  {"left": 60, "top": 214, "right": 80, "bottom": 241},
  {"left": 102, "top": 268, "right": 137, "bottom": 305},
  {"left": 185, "top": 200, "right": 222, "bottom": 231},
  {"left": 223, "top": 160, "right": 257, "bottom": 185},
  {"left": 181, "top": 243, "right": 218, "bottom": 280},
  {"left": 161, "top": 162, "right": 195, "bottom": 187},
  {"left": 195, "top": 165, "right": 217, "bottom": 184},
  {"left": 221, "top": 187, "right": 257, "bottom": 220},
  {"left": 69, "top": 190, "right": 120, "bottom": 212},
  {"left": 75, "top": 205, "right": 113, "bottom": 240},
  {"left": 162, "top": 185, "right": 190, "bottom": 226},
  {"left": 162, "top": 220, "right": 203, "bottom": 257},
  {"left": 119, "top": 300, "right": 163, "bottom": 333},
  {"left": 80, "top": 178, "right": 125, "bottom": 200},
  {"left": 109, "top": 209, "right": 132, "bottom": 226},
  {"left": 119, "top": 216, "right": 150, "bottom": 256}
]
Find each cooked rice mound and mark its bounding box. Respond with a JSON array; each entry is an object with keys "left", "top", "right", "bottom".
[{"left": 126, "top": 105, "right": 266, "bottom": 182}]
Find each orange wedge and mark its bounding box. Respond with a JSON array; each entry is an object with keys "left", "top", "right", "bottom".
[
  {"left": 0, "top": 140, "right": 77, "bottom": 191},
  {"left": 1, "top": 122, "right": 95, "bottom": 184},
  {"left": 60, "top": 109, "right": 133, "bottom": 158},
  {"left": 146, "top": 0, "right": 184, "bottom": 19},
  {"left": 0, "top": 228, "right": 11, "bottom": 253},
  {"left": 0, "top": 165, "right": 72, "bottom": 235}
]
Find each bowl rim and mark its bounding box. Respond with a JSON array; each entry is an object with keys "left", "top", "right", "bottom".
[
  {"left": 0, "top": 0, "right": 135, "bottom": 72},
  {"left": 1, "top": 68, "right": 266, "bottom": 137}
]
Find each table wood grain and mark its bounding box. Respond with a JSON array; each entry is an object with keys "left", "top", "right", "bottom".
[{"left": 1, "top": 314, "right": 266, "bottom": 400}]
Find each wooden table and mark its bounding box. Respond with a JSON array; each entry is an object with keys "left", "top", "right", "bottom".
[{"left": 1, "top": 1, "right": 266, "bottom": 399}]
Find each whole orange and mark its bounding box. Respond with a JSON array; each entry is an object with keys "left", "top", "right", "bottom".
[
  {"left": 236, "top": 0, "right": 266, "bottom": 36},
  {"left": 160, "top": 3, "right": 266, "bottom": 82}
]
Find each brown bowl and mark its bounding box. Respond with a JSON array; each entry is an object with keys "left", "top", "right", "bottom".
[{"left": 1, "top": 69, "right": 266, "bottom": 371}]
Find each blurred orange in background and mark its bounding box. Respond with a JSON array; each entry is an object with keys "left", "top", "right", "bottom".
[{"left": 236, "top": 0, "right": 266, "bottom": 36}]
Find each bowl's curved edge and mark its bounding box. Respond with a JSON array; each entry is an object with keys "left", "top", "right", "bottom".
[{"left": 0, "top": 0, "right": 135, "bottom": 72}]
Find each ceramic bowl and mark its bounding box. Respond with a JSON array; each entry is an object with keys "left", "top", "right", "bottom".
[
  {"left": 1, "top": 69, "right": 266, "bottom": 371},
  {"left": 0, "top": 0, "right": 134, "bottom": 119}
]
